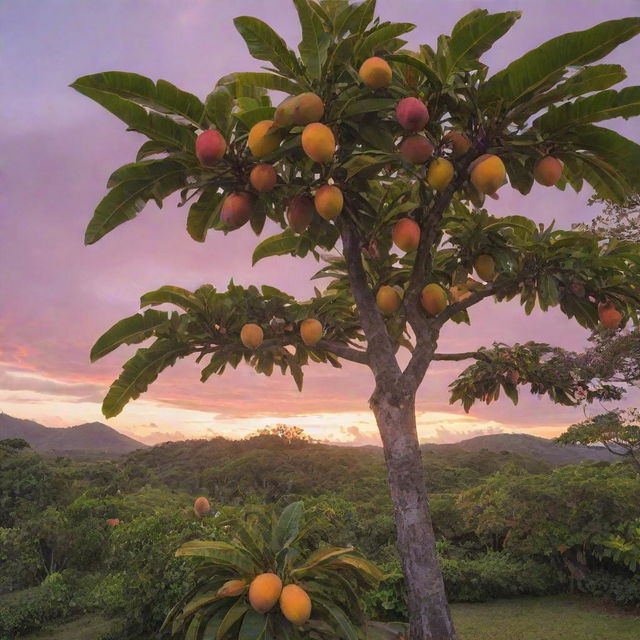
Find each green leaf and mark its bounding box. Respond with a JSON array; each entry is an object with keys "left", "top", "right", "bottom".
[
  {"left": 216, "top": 599, "right": 250, "bottom": 640},
  {"left": 102, "top": 338, "right": 191, "bottom": 418},
  {"left": 234, "top": 106, "right": 276, "bottom": 130},
  {"left": 71, "top": 81, "right": 197, "bottom": 151},
  {"left": 533, "top": 86, "right": 640, "bottom": 131},
  {"left": 357, "top": 23, "right": 415, "bottom": 57},
  {"left": 187, "top": 189, "right": 224, "bottom": 242},
  {"left": 293, "top": 0, "right": 332, "bottom": 79},
  {"left": 315, "top": 601, "right": 357, "bottom": 640},
  {"left": 71, "top": 71, "right": 205, "bottom": 126},
  {"left": 572, "top": 125, "right": 640, "bottom": 195},
  {"left": 136, "top": 140, "right": 170, "bottom": 161},
  {"left": 386, "top": 53, "right": 442, "bottom": 90},
  {"left": 335, "top": 0, "right": 376, "bottom": 37},
  {"left": 85, "top": 159, "right": 187, "bottom": 244},
  {"left": 141, "top": 285, "right": 205, "bottom": 313},
  {"left": 447, "top": 10, "right": 520, "bottom": 75},
  {"left": 482, "top": 17, "right": 640, "bottom": 108},
  {"left": 341, "top": 98, "right": 396, "bottom": 117},
  {"left": 90, "top": 309, "right": 170, "bottom": 362},
  {"left": 341, "top": 154, "right": 388, "bottom": 179},
  {"left": 221, "top": 72, "right": 301, "bottom": 95},
  {"left": 291, "top": 546, "right": 354, "bottom": 574},
  {"left": 513, "top": 64, "right": 628, "bottom": 120},
  {"left": 238, "top": 610, "right": 266, "bottom": 640},
  {"left": 252, "top": 232, "right": 301, "bottom": 265},
  {"left": 272, "top": 501, "right": 303, "bottom": 551},
  {"left": 205, "top": 87, "right": 233, "bottom": 136},
  {"left": 233, "top": 17, "right": 301, "bottom": 77}
]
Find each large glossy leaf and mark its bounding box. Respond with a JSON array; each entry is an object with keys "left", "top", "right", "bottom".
[
  {"left": 291, "top": 546, "right": 354, "bottom": 574},
  {"left": 205, "top": 87, "right": 233, "bottom": 137},
  {"left": 335, "top": 0, "right": 376, "bottom": 37},
  {"left": 140, "top": 285, "right": 206, "bottom": 313},
  {"left": 386, "top": 53, "right": 442, "bottom": 89},
  {"left": 293, "top": 0, "right": 331, "bottom": 79},
  {"left": 272, "top": 501, "right": 303, "bottom": 551},
  {"left": 357, "top": 23, "right": 415, "bottom": 57},
  {"left": 512, "top": 64, "right": 628, "bottom": 121},
  {"left": 187, "top": 189, "right": 224, "bottom": 242},
  {"left": 482, "top": 18, "right": 640, "bottom": 108},
  {"left": 85, "top": 159, "right": 187, "bottom": 244},
  {"left": 237, "top": 610, "right": 266, "bottom": 640},
  {"left": 220, "top": 72, "right": 300, "bottom": 96},
  {"left": 446, "top": 10, "right": 520, "bottom": 75},
  {"left": 533, "top": 86, "right": 640, "bottom": 131},
  {"left": 252, "top": 232, "right": 301, "bottom": 265},
  {"left": 572, "top": 125, "right": 640, "bottom": 194},
  {"left": 90, "top": 309, "right": 170, "bottom": 362},
  {"left": 72, "top": 81, "right": 197, "bottom": 153},
  {"left": 102, "top": 338, "right": 191, "bottom": 418},
  {"left": 233, "top": 17, "right": 302, "bottom": 77},
  {"left": 71, "top": 72, "right": 206, "bottom": 127},
  {"left": 216, "top": 599, "right": 250, "bottom": 640},
  {"left": 314, "top": 599, "right": 357, "bottom": 640}
]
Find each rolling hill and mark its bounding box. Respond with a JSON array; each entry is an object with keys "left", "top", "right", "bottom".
[
  {"left": 426, "top": 432, "right": 617, "bottom": 465},
  {"left": 0, "top": 413, "right": 147, "bottom": 456}
]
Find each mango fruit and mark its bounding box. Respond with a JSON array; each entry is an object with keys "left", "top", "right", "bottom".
[
  {"left": 249, "top": 573, "right": 282, "bottom": 613},
  {"left": 292, "top": 93, "right": 325, "bottom": 125},
  {"left": 598, "top": 301, "right": 622, "bottom": 329},
  {"left": 287, "top": 195, "right": 314, "bottom": 233},
  {"left": 359, "top": 56, "right": 392, "bottom": 89},
  {"left": 443, "top": 131, "right": 471, "bottom": 158},
  {"left": 474, "top": 254, "right": 496, "bottom": 281},
  {"left": 392, "top": 218, "right": 420, "bottom": 252},
  {"left": 427, "top": 158, "right": 454, "bottom": 191},
  {"left": 250, "top": 164, "right": 277, "bottom": 192},
  {"left": 301, "top": 123, "right": 335, "bottom": 163},
  {"left": 534, "top": 156, "right": 563, "bottom": 187},
  {"left": 420, "top": 283, "right": 448, "bottom": 316},
  {"left": 193, "top": 497, "right": 210, "bottom": 517},
  {"left": 399, "top": 135, "right": 434, "bottom": 164},
  {"left": 470, "top": 154, "right": 506, "bottom": 195},
  {"left": 274, "top": 96, "right": 298, "bottom": 128},
  {"left": 279, "top": 584, "right": 312, "bottom": 625},
  {"left": 396, "top": 97, "right": 429, "bottom": 132},
  {"left": 240, "top": 323, "right": 264, "bottom": 349},
  {"left": 195, "top": 130, "right": 226, "bottom": 166},
  {"left": 300, "top": 318, "right": 323, "bottom": 346},
  {"left": 248, "top": 120, "right": 282, "bottom": 157},
  {"left": 221, "top": 192, "right": 253, "bottom": 229},
  {"left": 218, "top": 579, "right": 247, "bottom": 598},
  {"left": 376, "top": 285, "right": 401, "bottom": 315},
  {"left": 314, "top": 185, "right": 343, "bottom": 221}
]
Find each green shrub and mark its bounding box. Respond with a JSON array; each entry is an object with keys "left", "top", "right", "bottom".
[
  {"left": 0, "top": 573, "right": 73, "bottom": 638},
  {"left": 583, "top": 570, "right": 640, "bottom": 606},
  {"left": 366, "top": 553, "right": 562, "bottom": 620}
]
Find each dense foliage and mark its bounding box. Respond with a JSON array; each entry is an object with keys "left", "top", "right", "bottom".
[{"left": 1, "top": 434, "right": 639, "bottom": 638}]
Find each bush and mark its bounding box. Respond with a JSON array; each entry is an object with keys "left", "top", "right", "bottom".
[
  {"left": 366, "top": 553, "right": 562, "bottom": 620},
  {"left": 0, "top": 573, "right": 73, "bottom": 638},
  {"left": 583, "top": 570, "right": 640, "bottom": 606}
]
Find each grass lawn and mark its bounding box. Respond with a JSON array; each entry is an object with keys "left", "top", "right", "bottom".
[
  {"left": 452, "top": 595, "right": 640, "bottom": 640},
  {"left": 18, "top": 595, "right": 639, "bottom": 639}
]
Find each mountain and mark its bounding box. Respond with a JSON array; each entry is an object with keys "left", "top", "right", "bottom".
[
  {"left": 425, "top": 432, "right": 616, "bottom": 465},
  {"left": 0, "top": 413, "right": 147, "bottom": 456}
]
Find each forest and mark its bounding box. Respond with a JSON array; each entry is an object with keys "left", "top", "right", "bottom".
[{"left": 1, "top": 428, "right": 639, "bottom": 639}]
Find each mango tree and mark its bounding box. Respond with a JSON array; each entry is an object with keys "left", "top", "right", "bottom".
[{"left": 72, "top": 2, "right": 640, "bottom": 638}]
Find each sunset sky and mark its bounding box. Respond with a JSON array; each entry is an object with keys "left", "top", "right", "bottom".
[{"left": 1, "top": 0, "right": 639, "bottom": 446}]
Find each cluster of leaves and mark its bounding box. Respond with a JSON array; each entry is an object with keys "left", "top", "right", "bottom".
[
  {"left": 90, "top": 282, "right": 362, "bottom": 418},
  {"left": 448, "top": 341, "right": 625, "bottom": 412},
  {"left": 163, "top": 502, "right": 384, "bottom": 640},
  {"left": 556, "top": 409, "right": 640, "bottom": 469}
]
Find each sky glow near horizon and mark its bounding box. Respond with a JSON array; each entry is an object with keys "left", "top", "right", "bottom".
[{"left": 1, "top": 0, "right": 639, "bottom": 445}]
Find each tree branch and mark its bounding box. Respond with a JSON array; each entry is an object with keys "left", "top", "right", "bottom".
[
  {"left": 432, "top": 351, "right": 487, "bottom": 361},
  {"left": 317, "top": 339, "right": 369, "bottom": 365},
  {"left": 340, "top": 218, "right": 401, "bottom": 382}
]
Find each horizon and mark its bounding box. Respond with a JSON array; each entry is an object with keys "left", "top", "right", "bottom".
[{"left": 2, "top": 0, "right": 639, "bottom": 445}]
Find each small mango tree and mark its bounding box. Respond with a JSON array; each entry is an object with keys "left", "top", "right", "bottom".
[{"left": 72, "top": 2, "right": 640, "bottom": 638}]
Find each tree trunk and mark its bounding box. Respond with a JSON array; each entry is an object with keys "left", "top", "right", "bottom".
[{"left": 371, "top": 387, "right": 457, "bottom": 640}]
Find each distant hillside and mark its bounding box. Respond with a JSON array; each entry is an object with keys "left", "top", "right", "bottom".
[
  {"left": 0, "top": 413, "right": 147, "bottom": 456},
  {"left": 426, "top": 432, "right": 616, "bottom": 465}
]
